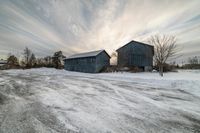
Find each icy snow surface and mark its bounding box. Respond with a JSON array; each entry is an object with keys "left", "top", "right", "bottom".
[{"left": 0, "top": 68, "right": 200, "bottom": 133}]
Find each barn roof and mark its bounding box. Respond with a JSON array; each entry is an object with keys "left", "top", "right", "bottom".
[
  {"left": 0, "top": 60, "right": 7, "bottom": 64},
  {"left": 116, "top": 40, "right": 154, "bottom": 52},
  {"left": 65, "top": 50, "right": 110, "bottom": 60}
]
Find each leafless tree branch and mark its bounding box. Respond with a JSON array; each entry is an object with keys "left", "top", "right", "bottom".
[{"left": 148, "top": 34, "right": 181, "bottom": 76}]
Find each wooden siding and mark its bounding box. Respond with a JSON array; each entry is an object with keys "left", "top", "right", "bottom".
[
  {"left": 64, "top": 51, "right": 110, "bottom": 73},
  {"left": 64, "top": 57, "right": 96, "bottom": 73},
  {"left": 117, "top": 41, "right": 154, "bottom": 67},
  {"left": 95, "top": 51, "right": 110, "bottom": 72}
]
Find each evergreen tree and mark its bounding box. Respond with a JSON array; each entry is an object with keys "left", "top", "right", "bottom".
[
  {"left": 7, "top": 55, "right": 19, "bottom": 68},
  {"left": 52, "top": 51, "right": 65, "bottom": 69}
]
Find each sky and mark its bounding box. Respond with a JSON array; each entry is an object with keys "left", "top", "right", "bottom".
[{"left": 0, "top": 0, "right": 200, "bottom": 62}]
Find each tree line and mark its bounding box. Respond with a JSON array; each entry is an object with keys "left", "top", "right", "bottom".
[
  {"left": 4, "top": 34, "right": 198, "bottom": 77},
  {"left": 181, "top": 56, "right": 200, "bottom": 69},
  {"left": 4, "top": 47, "right": 66, "bottom": 70}
]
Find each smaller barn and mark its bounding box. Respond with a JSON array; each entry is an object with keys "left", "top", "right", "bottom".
[
  {"left": 64, "top": 50, "right": 110, "bottom": 73},
  {"left": 116, "top": 40, "right": 154, "bottom": 71},
  {"left": 0, "top": 59, "right": 7, "bottom": 70}
]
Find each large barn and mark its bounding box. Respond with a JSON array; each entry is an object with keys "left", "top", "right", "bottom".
[
  {"left": 64, "top": 50, "right": 110, "bottom": 73},
  {"left": 116, "top": 40, "right": 154, "bottom": 71}
]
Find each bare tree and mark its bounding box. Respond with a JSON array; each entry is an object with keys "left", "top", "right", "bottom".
[
  {"left": 44, "top": 56, "right": 53, "bottom": 67},
  {"left": 188, "top": 56, "right": 199, "bottom": 65},
  {"left": 36, "top": 58, "right": 45, "bottom": 67},
  {"left": 148, "top": 35, "right": 180, "bottom": 76},
  {"left": 23, "top": 47, "right": 32, "bottom": 68},
  {"left": 29, "top": 53, "right": 37, "bottom": 67},
  {"left": 110, "top": 52, "right": 117, "bottom": 65},
  {"left": 20, "top": 60, "right": 26, "bottom": 68}
]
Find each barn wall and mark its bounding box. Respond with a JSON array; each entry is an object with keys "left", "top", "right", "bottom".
[
  {"left": 64, "top": 51, "right": 110, "bottom": 73},
  {"left": 95, "top": 51, "right": 110, "bottom": 72},
  {"left": 117, "top": 44, "right": 133, "bottom": 67},
  {"left": 117, "top": 41, "right": 154, "bottom": 68},
  {"left": 64, "top": 57, "right": 96, "bottom": 73},
  {"left": 130, "top": 43, "right": 153, "bottom": 67}
]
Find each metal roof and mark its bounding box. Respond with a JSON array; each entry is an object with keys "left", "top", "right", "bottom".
[
  {"left": 0, "top": 60, "right": 7, "bottom": 64},
  {"left": 116, "top": 40, "right": 154, "bottom": 52},
  {"left": 65, "top": 50, "right": 109, "bottom": 60}
]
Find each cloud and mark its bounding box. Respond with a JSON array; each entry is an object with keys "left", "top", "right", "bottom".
[{"left": 0, "top": 0, "right": 199, "bottom": 60}]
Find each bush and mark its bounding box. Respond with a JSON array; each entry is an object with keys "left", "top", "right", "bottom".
[
  {"left": 182, "top": 64, "right": 200, "bottom": 69},
  {"left": 154, "top": 63, "right": 177, "bottom": 72}
]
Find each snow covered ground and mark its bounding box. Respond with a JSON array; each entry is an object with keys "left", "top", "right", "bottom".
[{"left": 0, "top": 68, "right": 200, "bottom": 133}]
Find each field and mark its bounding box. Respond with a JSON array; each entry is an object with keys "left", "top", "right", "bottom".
[{"left": 0, "top": 68, "right": 200, "bottom": 133}]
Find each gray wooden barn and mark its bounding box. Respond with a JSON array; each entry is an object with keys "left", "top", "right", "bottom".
[
  {"left": 116, "top": 40, "right": 154, "bottom": 71},
  {"left": 0, "top": 60, "right": 7, "bottom": 66},
  {"left": 64, "top": 50, "right": 110, "bottom": 73},
  {"left": 0, "top": 60, "right": 7, "bottom": 70}
]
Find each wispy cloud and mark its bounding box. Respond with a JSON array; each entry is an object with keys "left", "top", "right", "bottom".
[{"left": 0, "top": 0, "right": 199, "bottom": 59}]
